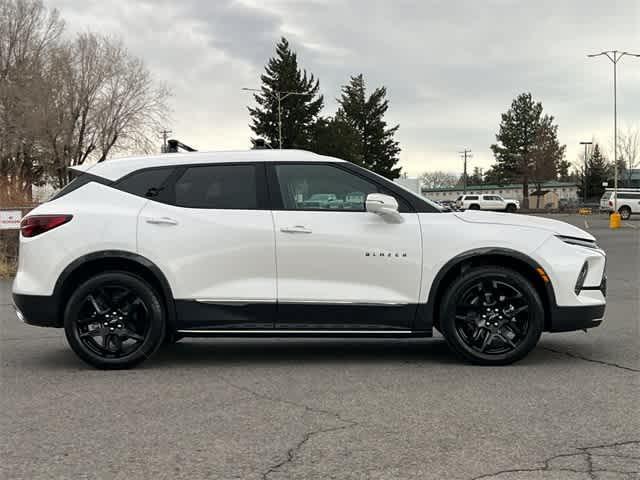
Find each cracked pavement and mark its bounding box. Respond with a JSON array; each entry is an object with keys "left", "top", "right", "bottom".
[{"left": 1, "top": 215, "right": 638, "bottom": 479}]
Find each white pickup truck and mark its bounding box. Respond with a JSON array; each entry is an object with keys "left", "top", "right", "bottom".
[{"left": 456, "top": 194, "right": 520, "bottom": 212}]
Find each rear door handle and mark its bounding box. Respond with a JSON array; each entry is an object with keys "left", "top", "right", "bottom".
[
  {"left": 280, "top": 225, "right": 312, "bottom": 234},
  {"left": 146, "top": 217, "right": 178, "bottom": 226}
]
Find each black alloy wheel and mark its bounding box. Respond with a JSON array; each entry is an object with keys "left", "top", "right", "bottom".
[
  {"left": 64, "top": 272, "right": 165, "bottom": 369},
  {"left": 439, "top": 266, "right": 544, "bottom": 365}
]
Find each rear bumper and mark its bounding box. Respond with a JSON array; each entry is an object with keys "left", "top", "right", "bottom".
[
  {"left": 549, "top": 304, "right": 605, "bottom": 332},
  {"left": 12, "top": 293, "right": 60, "bottom": 327}
]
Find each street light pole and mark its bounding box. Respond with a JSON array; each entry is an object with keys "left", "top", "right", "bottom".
[
  {"left": 242, "top": 88, "right": 309, "bottom": 149},
  {"left": 588, "top": 50, "right": 640, "bottom": 211},
  {"left": 579, "top": 141, "right": 592, "bottom": 203}
]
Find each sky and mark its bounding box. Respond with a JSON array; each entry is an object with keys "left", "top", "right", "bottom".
[{"left": 49, "top": 0, "right": 640, "bottom": 177}]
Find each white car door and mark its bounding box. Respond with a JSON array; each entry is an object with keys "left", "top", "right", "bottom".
[
  {"left": 137, "top": 162, "right": 276, "bottom": 329},
  {"left": 268, "top": 162, "right": 422, "bottom": 330}
]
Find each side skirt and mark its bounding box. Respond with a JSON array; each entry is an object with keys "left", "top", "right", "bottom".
[{"left": 176, "top": 329, "right": 432, "bottom": 338}]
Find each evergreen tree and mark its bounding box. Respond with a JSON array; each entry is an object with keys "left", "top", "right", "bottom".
[
  {"left": 467, "top": 166, "right": 484, "bottom": 185},
  {"left": 248, "top": 37, "right": 324, "bottom": 149},
  {"left": 490, "top": 93, "right": 565, "bottom": 208},
  {"left": 310, "top": 116, "right": 362, "bottom": 163},
  {"left": 336, "top": 74, "right": 401, "bottom": 179},
  {"left": 557, "top": 159, "right": 572, "bottom": 181},
  {"left": 586, "top": 144, "right": 610, "bottom": 200}
]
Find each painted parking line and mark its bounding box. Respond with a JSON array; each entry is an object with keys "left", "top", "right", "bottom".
[
  {"left": 622, "top": 222, "right": 639, "bottom": 229},
  {"left": 584, "top": 219, "right": 590, "bottom": 229}
]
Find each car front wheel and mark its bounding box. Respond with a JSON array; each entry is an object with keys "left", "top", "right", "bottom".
[
  {"left": 439, "top": 266, "right": 544, "bottom": 365},
  {"left": 64, "top": 272, "right": 166, "bottom": 369}
]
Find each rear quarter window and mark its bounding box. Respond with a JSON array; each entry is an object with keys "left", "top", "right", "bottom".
[
  {"left": 465, "top": 195, "right": 479, "bottom": 200},
  {"left": 115, "top": 167, "right": 175, "bottom": 198}
]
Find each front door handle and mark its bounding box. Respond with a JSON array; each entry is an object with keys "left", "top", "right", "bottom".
[
  {"left": 146, "top": 217, "right": 178, "bottom": 226},
  {"left": 280, "top": 225, "right": 312, "bottom": 234}
]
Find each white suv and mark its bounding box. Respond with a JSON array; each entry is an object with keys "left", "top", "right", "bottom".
[
  {"left": 13, "top": 150, "right": 606, "bottom": 368},
  {"left": 600, "top": 189, "right": 640, "bottom": 220},
  {"left": 456, "top": 194, "right": 519, "bottom": 212}
]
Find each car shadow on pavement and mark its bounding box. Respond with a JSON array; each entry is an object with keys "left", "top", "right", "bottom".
[{"left": 150, "top": 338, "right": 462, "bottom": 368}]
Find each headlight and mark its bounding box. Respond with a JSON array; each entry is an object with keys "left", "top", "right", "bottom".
[{"left": 556, "top": 235, "right": 599, "bottom": 250}]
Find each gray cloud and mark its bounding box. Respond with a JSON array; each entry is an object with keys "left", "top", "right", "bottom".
[{"left": 50, "top": 0, "right": 640, "bottom": 174}]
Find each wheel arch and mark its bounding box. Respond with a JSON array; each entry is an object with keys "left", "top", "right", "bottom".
[
  {"left": 417, "top": 248, "right": 556, "bottom": 332},
  {"left": 53, "top": 250, "right": 176, "bottom": 332}
]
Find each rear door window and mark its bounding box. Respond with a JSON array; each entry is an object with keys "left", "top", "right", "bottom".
[{"left": 174, "top": 164, "right": 258, "bottom": 209}]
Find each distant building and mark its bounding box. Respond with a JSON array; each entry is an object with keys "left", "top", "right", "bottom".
[{"left": 422, "top": 181, "right": 579, "bottom": 209}]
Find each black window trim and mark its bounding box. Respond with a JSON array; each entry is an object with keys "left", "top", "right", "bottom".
[
  {"left": 50, "top": 172, "right": 113, "bottom": 201},
  {"left": 266, "top": 161, "right": 438, "bottom": 213}
]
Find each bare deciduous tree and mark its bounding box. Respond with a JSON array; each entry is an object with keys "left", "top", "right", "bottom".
[
  {"left": 617, "top": 126, "right": 639, "bottom": 186},
  {"left": 419, "top": 170, "right": 459, "bottom": 189},
  {"left": 1, "top": 0, "right": 171, "bottom": 202}
]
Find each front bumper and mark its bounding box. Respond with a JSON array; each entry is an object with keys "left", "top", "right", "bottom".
[
  {"left": 12, "top": 293, "right": 61, "bottom": 327},
  {"left": 549, "top": 303, "right": 605, "bottom": 332}
]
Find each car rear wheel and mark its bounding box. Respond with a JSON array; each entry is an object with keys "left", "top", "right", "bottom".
[
  {"left": 439, "top": 266, "right": 544, "bottom": 365},
  {"left": 619, "top": 206, "right": 631, "bottom": 220},
  {"left": 64, "top": 272, "right": 165, "bottom": 369},
  {"left": 468, "top": 204, "right": 480, "bottom": 210}
]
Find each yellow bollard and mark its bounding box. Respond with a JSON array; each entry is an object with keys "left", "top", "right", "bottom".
[{"left": 609, "top": 212, "right": 621, "bottom": 229}]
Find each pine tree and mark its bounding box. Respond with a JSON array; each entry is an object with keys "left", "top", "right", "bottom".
[
  {"left": 309, "top": 116, "right": 362, "bottom": 163},
  {"left": 336, "top": 74, "right": 401, "bottom": 179},
  {"left": 248, "top": 37, "right": 323, "bottom": 149},
  {"left": 586, "top": 144, "right": 610, "bottom": 200},
  {"left": 490, "top": 93, "right": 565, "bottom": 208},
  {"left": 468, "top": 166, "right": 484, "bottom": 185}
]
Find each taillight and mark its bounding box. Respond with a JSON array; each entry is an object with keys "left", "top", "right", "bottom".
[
  {"left": 20, "top": 215, "right": 73, "bottom": 238},
  {"left": 609, "top": 200, "right": 613, "bottom": 207}
]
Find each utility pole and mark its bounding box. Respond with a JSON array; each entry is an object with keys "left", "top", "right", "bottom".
[
  {"left": 588, "top": 50, "right": 640, "bottom": 211},
  {"left": 459, "top": 149, "right": 472, "bottom": 193},
  {"left": 579, "top": 141, "right": 593, "bottom": 203},
  {"left": 242, "top": 88, "right": 309, "bottom": 149},
  {"left": 160, "top": 129, "right": 172, "bottom": 153}
]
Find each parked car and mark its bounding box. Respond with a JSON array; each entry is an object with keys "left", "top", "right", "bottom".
[
  {"left": 600, "top": 189, "right": 640, "bottom": 220},
  {"left": 13, "top": 150, "right": 606, "bottom": 368},
  {"left": 456, "top": 194, "right": 519, "bottom": 212}
]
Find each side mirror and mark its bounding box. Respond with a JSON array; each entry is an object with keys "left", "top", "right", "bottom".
[{"left": 366, "top": 193, "right": 403, "bottom": 223}]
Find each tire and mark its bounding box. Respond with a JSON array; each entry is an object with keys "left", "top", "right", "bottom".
[
  {"left": 505, "top": 204, "right": 517, "bottom": 213},
  {"left": 64, "top": 272, "right": 166, "bottom": 369},
  {"left": 469, "top": 204, "right": 480, "bottom": 210},
  {"left": 619, "top": 206, "right": 631, "bottom": 220},
  {"left": 439, "top": 266, "right": 544, "bottom": 365}
]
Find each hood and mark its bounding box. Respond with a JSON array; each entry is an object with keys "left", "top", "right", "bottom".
[{"left": 454, "top": 210, "right": 595, "bottom": 241}]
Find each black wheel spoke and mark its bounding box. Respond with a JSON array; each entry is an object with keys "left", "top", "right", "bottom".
[
  {"left": 479, "top": 331, "right": 493, "bottom": 352},
  {"left": 87, "top": 295, "right": 109, "bottom": 315},
  {"left": 512, "top": 305, "right": 528, "bottom": 315},
  {"left": 80, "top": 328, "right": 104, "bottom": 338},
  {"left": 497, "top": 332, "right": 517, "bottom": 349},
  {"left": 121, "top": 328, "right": 144, "bottom": 342}
]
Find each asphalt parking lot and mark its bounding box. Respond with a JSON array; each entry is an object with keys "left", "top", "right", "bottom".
[{"left": 1, "top": 213, "right": 638, "bottom": 480}]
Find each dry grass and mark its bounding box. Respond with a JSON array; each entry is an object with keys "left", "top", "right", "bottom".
[{"left": 0, "top": 255, "right": 16, "bottom": 279}]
